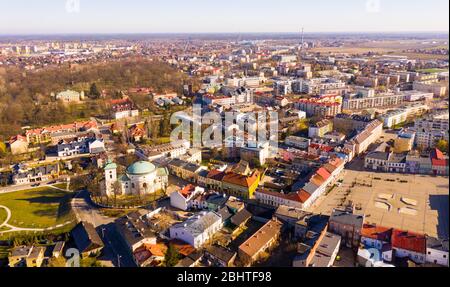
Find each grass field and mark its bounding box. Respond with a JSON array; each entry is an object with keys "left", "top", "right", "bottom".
[
  {"left": 0, "top": 208, "right": 7, "bottom": 224},
  {"left": 0, "top": 187, "right": 75, "bottom": 229},
  {"left": 52, "top": 183, "right": 70, "bottom": 191}
]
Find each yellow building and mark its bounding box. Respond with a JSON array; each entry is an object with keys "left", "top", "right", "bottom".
[
  {"left": 26, "top": 246, "right": 46, "bottom": 267},
  {"left": 222, "top": 170, "right": 261, "bottom": 199}
]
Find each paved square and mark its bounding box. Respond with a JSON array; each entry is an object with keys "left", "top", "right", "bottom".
[{"left": 310, "top": 170, "right": 449, "bottom": 238}]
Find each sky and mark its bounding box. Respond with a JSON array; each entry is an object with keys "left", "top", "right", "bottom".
[{"left": 0, "top": 0, "right": 448, "bottom": 34}]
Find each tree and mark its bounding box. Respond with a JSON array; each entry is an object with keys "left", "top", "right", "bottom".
[
  {"left": 164, "top": 244, "right": 180, "bottom": 267},
  {"left": 436, "top": 140, "right": 449, "bottom": 153},
  {"left": 112, "top": 181, "right": 122, "bottom": 206},
  {"left": 89, "top": 83, "right": 101, "bottom": 99}
]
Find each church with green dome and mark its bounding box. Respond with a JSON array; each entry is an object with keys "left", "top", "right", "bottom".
[{"left": 103, "top": 159, "right": 168, "bottom": 197}]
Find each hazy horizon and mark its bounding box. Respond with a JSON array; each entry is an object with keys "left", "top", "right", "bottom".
[{"left": 1, "top": 0, "right": 448, "bottom": 35}]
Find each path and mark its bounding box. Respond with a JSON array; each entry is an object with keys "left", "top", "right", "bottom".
[{"left": 0, "top": 205, "right": 12, "bottom": 228}]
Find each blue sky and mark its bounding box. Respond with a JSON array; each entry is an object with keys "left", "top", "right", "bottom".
[{"left": 0, "top": 0, "right": 448, "bottom": 34}]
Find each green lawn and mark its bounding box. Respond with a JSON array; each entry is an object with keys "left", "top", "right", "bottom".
[
  {"left": 0, "top": 187, "right": 75, "bottom": 229},
  {"left": 0, "top": 208, "right": 7, "bottom": 224},
  {"left": 52, "top": 183, "right": 70, "bottom": 191}
]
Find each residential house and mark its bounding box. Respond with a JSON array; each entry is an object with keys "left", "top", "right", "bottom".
[
  {"left": 293, "top": 232, "right": 341, "bottom": 267},
  {"left": 52, "top": 241, "right": 65, "bottom": 258},
  {"left": 222, "top": 170, "right": 261, "bottom": 199},
  {"left": 238, "top": 218, "right": 283, "bottom": 265},
  {"left": 133, "top": 243, "right": 167, "bottom": 267},
  {"left": 204, "top": 245, "right": 237, "bottom": 267},
  {"left": 110, "top": 97, "right": 139, "bottom": 119},
  {"left": 426, "top": 237, "right": 449, "bottom": 266},
  {"left": 116, "top": 211, "right": 157, "bottom": 254},
  {"left": 392, "top": 229, "right": 426, "bottom": 264},
  {"left": 12, "top": 163, "right": 60, "bottom": 185},
  {"left": 328, "top": 209, "right": 364, "bottom": 248},
  {"left": 9, "top": 135, "right": 29, "bottom": 155},
  {"left": 169, "top": 211, "right": 223, "bottom": 248},
  {"left": 26, "top": 246, "right": 46, "bottom": 268},
  {"left": 170, "top": 185, "right": 205, "bottom": 211},
  {"left": 431, "top": 148, "right": 449, "bottom": 176},
  {"left": 230, "top": 208, "right": 252, "bottom": 228},
  {"left": 8, "top": 246, "right": 32, "bottom": 267},
  {"left": 71, "top": 222, "right": 104, "bottom": 258}
]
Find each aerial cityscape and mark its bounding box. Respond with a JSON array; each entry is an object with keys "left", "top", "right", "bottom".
[{"left": 0, "top": 0, "right": 448, "bottom": 271}]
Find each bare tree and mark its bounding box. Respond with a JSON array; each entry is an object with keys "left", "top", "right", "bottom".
[{"left": 112, "top": 181, "right": 122, "bottom": 206}]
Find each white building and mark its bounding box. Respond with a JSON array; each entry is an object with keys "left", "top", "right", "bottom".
[
  {"left": 381, "top": 109, "right": 408, "bottom": 128},
  {"left": 169, "top": 211, "right": 223, "bottom": 248},
  {"left": 285, "top": 136, "right": 311, "bottom": 149},
  {"left": 412, "top": 113, "right": 449, "bottom": 149},
  {"left": 54, "top": 90, "right": 84, "bottom": 103},
  {"left": 170, "top": 185, "right": 205, "bottom": 211},
  {"left": 426, "top": 237, "right": 449, "bottom": 266},
  {"left": 104, "top": 160, "right": 168, "bottom": 197}
]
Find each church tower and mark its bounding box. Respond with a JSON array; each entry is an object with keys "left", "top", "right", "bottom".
[{"left": 104, "top": 160, "right": 117, "bottom": 197}]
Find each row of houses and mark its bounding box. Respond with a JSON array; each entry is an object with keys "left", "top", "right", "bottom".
[
  {"left": 12, "top": 162, "right": 60, "bottom": 185},
  {"left": 8, "top": 120, "right": 99, "bottom": 155},
  {"left": 344, "top": 119, "right": 383, "bottom": 160},
  {"left": 365, "top": 148, "right": 449, "bottom": 176},
  {"left": 359, "top": 224, "right": 448, "bottom": 266},
  {"left": 167, "top": 159, "right": 261, "bottom": 200},
  {"left": 57, "top": 137, "right": 105, "bottom": 158},
  {"left": 255, "top": 157, "right": 346, "bottom": 210}
]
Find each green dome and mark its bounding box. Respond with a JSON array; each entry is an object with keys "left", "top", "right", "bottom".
[{"left": 126, "top": 161, "right": 156, "bottom": 175}]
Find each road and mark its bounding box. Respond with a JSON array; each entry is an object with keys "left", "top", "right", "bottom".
[
  {"left": 71, "top": 190, "right": 136, "bottom": 267},
  {"left": 71, "top": 190, "right": 113, "bottom": 227},
  {"left": 0, "top": 180, "right": 63, "bottom": 194},
  {"left": 98, "top": 223, "right": 137, "bottom": 267}
]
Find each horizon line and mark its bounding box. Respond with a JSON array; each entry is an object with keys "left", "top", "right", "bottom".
[{"left": 0, "top": 31, "right": 449, "bottom": 37}]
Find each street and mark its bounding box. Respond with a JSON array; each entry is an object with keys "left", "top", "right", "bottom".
[{"left": 71, "top": 189, "right": 136, "bottom": 267}]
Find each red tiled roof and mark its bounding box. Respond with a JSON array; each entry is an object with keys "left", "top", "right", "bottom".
[
  {"left": 328, "top": 157, "right": 344, "bottom": 168},
  {"left": 310, "top": 174, "right": 325, "bottom": 187},
  {"left": 309, "top": 143, "right": 334, "bottom": 153},
  {"left": 25, "top": 120, "right": 97, "bottom": 136},
  {"left": 298, "top": 190, "right": 311, "bottom": 203},
  {"left": 258, "top": 189, "right": 304, "bottom": 203},
  {"left": 392, "top": 229, "right": 426, "bottom": 254},
  {"left": 170, "top": 239, "right": 196, "bottom": 256},
  {"left": 316, "top": 167, "right": 331, "bottom": 181},
  {"left": 323, "top": 163, "right": 337, "bottom": 174},
  {"left": 223, "top": 171, "right": 260, "bottom": 188},
  {"left": 180, "top": 184, "right": 196, "bottom": 199},
  {"left": 361, "top": 224, "right": 393, "bottom": 242},
  {"left": 9, "top": 135, "right": 27, "bottom": 144},
  {"left": 206, "top": 169, "right": 225, "bottom": 181}
]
